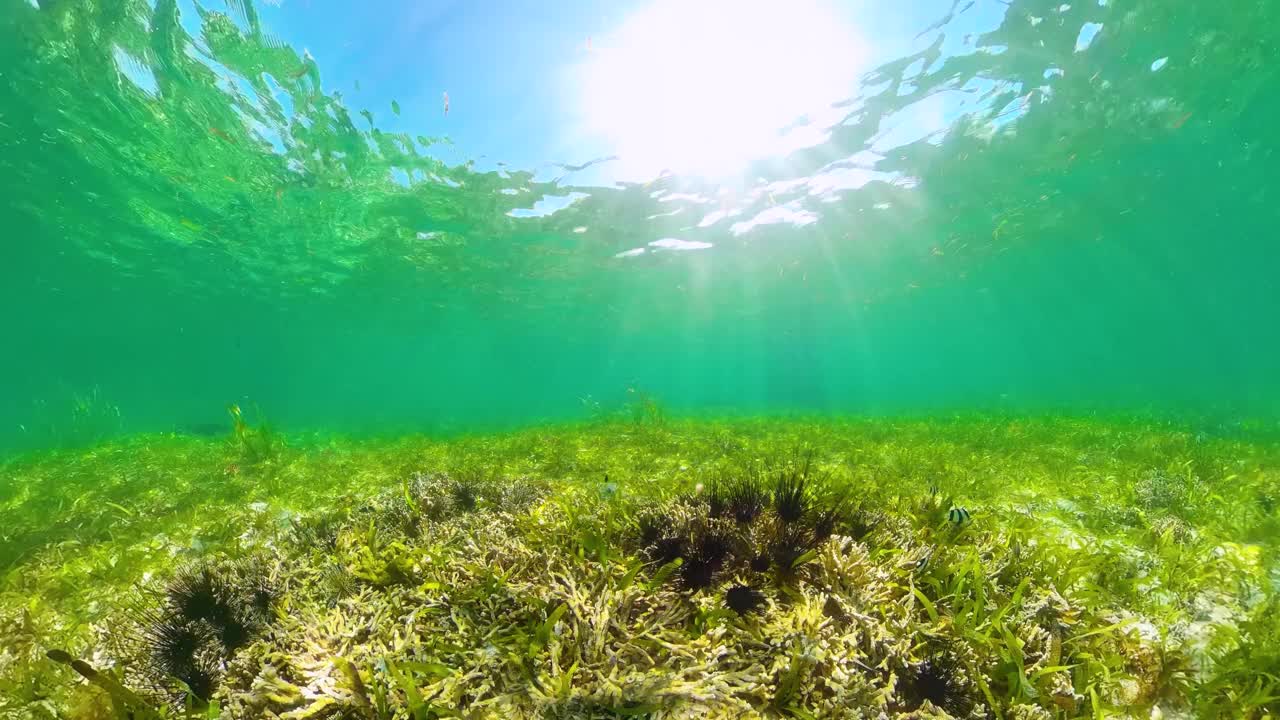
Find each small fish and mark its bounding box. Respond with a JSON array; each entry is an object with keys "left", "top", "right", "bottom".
[
  {"left": 948, "top": 507, "right": 972, "bottom": 525},
  {"left": 391, "top": 99, "right": 401, "bottom": 115},
  {"left": 443, "top": 91, "right": 450, "bottom": 116},
  {"left": 914, "top": 547, "right": 934, "bottom": 570}
]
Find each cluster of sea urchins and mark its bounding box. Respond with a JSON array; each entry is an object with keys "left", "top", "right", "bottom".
[
  {"left": 135, "top": 559, "right": 278, "bottom": 704},
  {"left": 634, "top": 458, "right": 860, "bottom": 616}
]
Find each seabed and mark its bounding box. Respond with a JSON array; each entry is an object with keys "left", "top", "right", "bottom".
[{"left": 1, "top": 417, "right": 1277, "bottom": 719}]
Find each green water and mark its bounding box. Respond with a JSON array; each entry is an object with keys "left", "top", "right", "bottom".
[
  {"left": 2, "top": 0, "right": 1279, "bottom": 452},
  {"left": 4, "top": 3, "right": 1280, "bottom": 713}
]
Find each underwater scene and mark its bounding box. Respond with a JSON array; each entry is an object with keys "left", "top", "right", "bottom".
[{"left": 2, "top": 0, "right": 1279, "bottom": 718}]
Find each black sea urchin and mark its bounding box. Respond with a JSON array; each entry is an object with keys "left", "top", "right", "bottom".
[
  {"left": 166, "top": 560, "right": 276, "bottom": 653},
  {"left": 139, "top": 611, "right": 220, "bottom": 703},
  {"left": 678, "top": 528, "right": 733, "bottom": 591},
  {"left": 724, "top": 584, "right": 766, "bottom": 615},
  {"left": 167, "top": 564, "right": 236, "bottom": 627},
  {"left": 726, "top": 476, "right": 767, "bottom": 524},
  {"left": 772, "top": 467, "right": 809, "bottom": 524},
  {"left": 450, "top": 477, "right": 478, "bottom": 512},
  {"left": 635, "top": 511, "right": 665, "bottom": 549},
  {"left": 750, "top": 553, "right": 772, "bottom": 573},
  {"left": 767, "top": 524, "right": 820, "bottom": 572},
  {"left": 903, "top": 658, "right": 973, "bottom": 717}
]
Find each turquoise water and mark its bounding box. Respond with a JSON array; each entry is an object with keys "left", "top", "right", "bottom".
[{"left": 2, "top": 0, "right": 1279, "bottom": 452}]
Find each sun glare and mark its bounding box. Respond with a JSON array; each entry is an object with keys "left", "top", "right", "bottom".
[{"left": 577, "top": 0, "right": 863, "bottom": 180}]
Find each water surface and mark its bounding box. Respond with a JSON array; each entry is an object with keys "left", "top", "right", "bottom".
[{"left": 2, "top": 0, "right": 1278, "bottom": 450}]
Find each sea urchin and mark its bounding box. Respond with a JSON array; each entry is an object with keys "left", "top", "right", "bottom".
[{"left": 724, "top": 585, "right": 766, "bottom": 615}]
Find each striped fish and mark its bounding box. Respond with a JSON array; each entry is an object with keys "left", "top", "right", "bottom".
[{"left": 948, "top": 507, "right": 972, "bottom": 525}]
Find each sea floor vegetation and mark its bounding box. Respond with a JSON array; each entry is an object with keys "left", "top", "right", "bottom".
[{"left": 1, "top": 416, "right": 1278, "bottom": 719}]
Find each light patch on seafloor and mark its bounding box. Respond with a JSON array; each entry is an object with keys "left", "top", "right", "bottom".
[
  {"left": 730, "top": 204, "right": 819, "bottom": 236},
  {"left": 507, "top": 192, "right": 590, "bottom": 218},
  {"left": 572, "top": 226, "right": 588, "bottom": 234},
  {"left": 614, "top": 247, "right": 647, "bottom": 259}
]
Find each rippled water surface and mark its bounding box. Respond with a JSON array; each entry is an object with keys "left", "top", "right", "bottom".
[{"left": 2, "top": 0, "right": 1278, "bottom": 449}]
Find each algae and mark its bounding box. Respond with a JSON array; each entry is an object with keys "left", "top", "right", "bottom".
[{"left": 1, "top": 416, "right": 1278, "bottom": 718}]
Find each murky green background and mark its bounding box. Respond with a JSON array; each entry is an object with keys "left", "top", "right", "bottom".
[{"left": 2, "top": 0, "right": 1278, "bottom": 453}]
